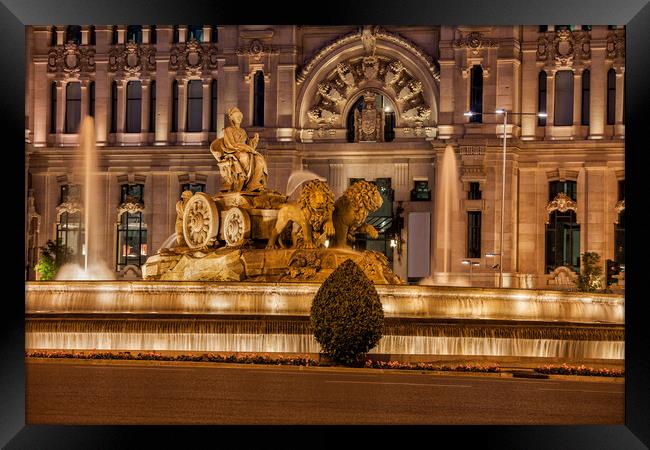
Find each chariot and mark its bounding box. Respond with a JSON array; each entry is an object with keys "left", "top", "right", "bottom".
[{"left": 181, "top": 190, "right": 287, "bottom": 250}]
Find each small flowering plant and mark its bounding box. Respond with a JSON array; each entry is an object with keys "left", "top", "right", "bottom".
[
  {"left": 535, "top": 363, "right": 624, "bottom": 377},
  {"left": 364, "top": 360, "right": 500, "bottom": 373}
]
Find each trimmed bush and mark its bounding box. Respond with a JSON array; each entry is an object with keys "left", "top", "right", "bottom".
[{"left": 310, "top": 258, "right": 384, "bottom": 366}]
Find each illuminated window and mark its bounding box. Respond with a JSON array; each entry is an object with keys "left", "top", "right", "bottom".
[{"left": 117, "top": 184, "right": 147, "bottom": 269}]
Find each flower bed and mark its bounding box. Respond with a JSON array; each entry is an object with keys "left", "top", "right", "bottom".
[
  {"left": 535, "top": 363, "right": 624, "bottom": 377},
  {"left": 365, "top": 360, "right": 501, "bottom": 373}
]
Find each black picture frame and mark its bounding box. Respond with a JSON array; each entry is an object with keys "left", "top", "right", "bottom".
[{"left": 4, "top": 0, "right": 649, "bottom": 447}]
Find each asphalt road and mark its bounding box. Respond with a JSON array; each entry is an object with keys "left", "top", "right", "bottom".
[{"left": 26, "top": 359, "right": 624, "bottom": 425}]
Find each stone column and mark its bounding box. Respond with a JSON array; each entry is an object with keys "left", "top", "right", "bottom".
[
  {"left": 201, "top": 78, "right": 211, "bottom": 132},
  {"left": 572, "top": 69, "right": 583, "bottom": 133},
  {"left": 142, "top": 25, "right": 151, "bottom": 44},
  {"left": 154, "top": 26, "right": 172, "bottom": 144},
  {"left": 545, "top": 69, "right": 555, "bottom": 133},
  {"left": 116, "top": 79, "right": 126, "bottom": 134},
  {"left": 178, "top": 26, "right": 187, "bottom": 43},
  {"left": 94, "top": 25, "right": 111, "bottom": 145},
  {"left": 141, "top": 78, "right": 151, "bottom": 134},
  {"left": 614, "top": 66, "right": 625, "bottom": 138},
  {"left": 81, "top": 25, "right": 90, "bottom": 45},
  {"left": 589, "top": 45, "right": 606, "bottom": 138},
  {"left": 33, "top": 62, "right": 48, "bottom": 146},
  {"left": 178, "top": 78, "right": 187, "bottom": 132},
  {"left": 202, "top": 25, "right": 212, "bottom": 43}
]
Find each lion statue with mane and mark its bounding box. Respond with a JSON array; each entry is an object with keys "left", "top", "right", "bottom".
[
  {"left": 332, "top": 180, "right": 383, "bottom": 248},
  {"left": 266, "top": 179, "right": 335, "bottom": 249}
]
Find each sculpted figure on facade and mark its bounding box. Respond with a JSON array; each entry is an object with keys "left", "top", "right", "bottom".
[
  {"left": 209, "top": 107, "right": 268, "bottom": 192},
  {"left": 175, "top": 190, "right": 193, "bottom": 245},
  {"left": 332, "top": 180, "right": 383, "bottom": 248},
  {"left": 266, "top": 179, "right": 335, "bottom": 250}
]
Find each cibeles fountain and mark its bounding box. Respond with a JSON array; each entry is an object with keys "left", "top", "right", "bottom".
[
  {"left": 25, "top": 110, "right": 624, "bottom": 366},
  {"left": 142, "top": 108, "right": 400, "bottom": 284}
]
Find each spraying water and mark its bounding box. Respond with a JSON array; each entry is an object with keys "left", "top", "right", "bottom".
[
  {"left": 56, "top": 116, "right": 113, "bottom": 280},
  {"left": 285, "top": 170, "right": 326, "bottom": 198},
  {"left": 435, "top": 145, "right": 460, "bottom": 274}
]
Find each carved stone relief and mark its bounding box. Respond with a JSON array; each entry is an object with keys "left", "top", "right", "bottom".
[
  {"left": 537, "top": 29, "right": 591, "bottom": 69},
  {"left": 546, "top": 192, "right": 577, "bottom": 217},
  {"left": 454, "top": 31, "right": 498, "bottom": 56},
  {"left": 170, "top": 39, "right": 219, "bottom": 77},
  {"left": 47, "top": 42, "right": 95, "bottom": 79},
  {"left": 108, "top": 41, "right": 156, "bottom": 77}
]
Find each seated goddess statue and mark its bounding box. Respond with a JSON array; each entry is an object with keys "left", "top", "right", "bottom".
[{"left": 209, "top": 107, "right": 268, "bottom": 192}]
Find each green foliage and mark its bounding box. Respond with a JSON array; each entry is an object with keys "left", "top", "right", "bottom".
[
  {"left": 575, "top": 252, "right": 604, "bottom": 292},
  {"left": 310, "top": 259, "right": 384, "bottom": 366},
  {"left": 35, "top": 240, "right": 73, "bottom": 281}
]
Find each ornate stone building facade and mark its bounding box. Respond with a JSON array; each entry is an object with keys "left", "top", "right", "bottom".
[{"left": 25, "top": 25, "right": 625, "bottom": 288}]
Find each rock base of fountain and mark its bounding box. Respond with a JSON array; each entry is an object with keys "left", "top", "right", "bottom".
[{"left": 143, "top": 247, "right": 404, "bottom": 284}]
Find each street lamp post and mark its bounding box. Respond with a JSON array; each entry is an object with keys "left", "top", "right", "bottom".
[{"left": 464, "top": 109, "right": 547, "bottom": 288}]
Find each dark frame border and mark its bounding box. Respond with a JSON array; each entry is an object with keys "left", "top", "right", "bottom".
[{"left": 4, "top": 0, "right": 649, "bottom": 447}]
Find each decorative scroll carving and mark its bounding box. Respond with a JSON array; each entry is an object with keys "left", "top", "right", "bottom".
[
  {"left": 117, "top": 201, "right": 144, "bottom": 218},
  {"left": 47, "top": 42, "right": 95, "bottom": 79},
  {"left": 170, "top": 39, "right": 219, "bottom": 76},
  {"left": 537, "top": 29, "right": 591, "bottom": 69},
  {"left": 56, "top": 200, "right": 83, "bottom": 220},
  {"left": 297, "top": 26, "right": 439, "bottom": 84},
  {"left": 108, "top": 42, "right": 156, "bottom": 77},
  {"left": 606, "top": 30, "right": 625, "bottom": 65},
  {"left": 236, "top": 39, "right": 278, "bottom": 62},
  {"left": 454, "top": 31, "right": 498, "bottom": 55},
  {"left": 546, "top": 192, "right": 577, "bottom": 216}
]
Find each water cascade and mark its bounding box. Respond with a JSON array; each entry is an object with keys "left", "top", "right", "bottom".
[{"left": 434, "top": 145, "right": 460, "bottom": 281}]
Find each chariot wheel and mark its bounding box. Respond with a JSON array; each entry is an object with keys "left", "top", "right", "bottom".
[
  {"left": 182, "top": 192, "right": 219, "bottom": 249},
  {"left": 223, "top": 207, "right": 251, "bottom": 247}
]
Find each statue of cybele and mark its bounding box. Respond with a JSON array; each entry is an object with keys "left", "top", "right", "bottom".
[{"left": 209, "top": 107, "right": 268, "bottom": 192}]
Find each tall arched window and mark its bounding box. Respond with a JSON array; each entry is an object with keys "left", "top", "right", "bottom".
[
  {"left": 116, "top": 184, "right": 147, "bottom": 269},
  {"left": 346, "top": 93, "right": 395, "bottom": 143},
  {"left": 65, "top": 82, "right": 81, "bottom": 134},
  {"left": 173, "top": 25, "right": 179, "bottom": 43},
  {"left": 253, "top": 71, "right": 265, "bottom": 127},
  {"left": 89, "top": 26, "right": 96, "bottom": 45},
  {"left": 149, "top": 80, "right": 156, "bottom": 133},
  {"left": 186, "top": 80, "right": 203, "bottom": 132},
  {"left": 469, "top": 65, "right": 483, "bottom": 123},
  {"left": 126, "top": 81, "right": 142, "bottom": 133},
  {"left": 126, "top": 25, "right": 142, "bottom": 44},
  {"left": 89, "top": 81, "right": 95, "bottom": 117},
  {"left": 554, "top": 70, "right": 574, "bottom": 126},
  {"left": 50, "top": 82, "right": 57, "bottom": 134},
  {"left": 111, "top": 25, "right": 119, "bottom": 45},
  {"left": 57, "top": 184, "right": 84, "bottom": 265},
  {"left": 188, "top": 25, "right": 203, "bottom": 41},
  {"left": 210, "top": 79, "right": 217, "bottom": 132},
  {"left": 65, "top": 25, "right": 81, "bottom": 44},
  {"left": 607, "top": 68, "right": 616, "bottom": 125},
  {"left": 110, "top": 80, "right": 118, "bottom": 133},
  {"left": 581, "top": 69, "right": 590, "bottom": 125},
  {"left": 538, "top": 71, "right": 547, "bottom": 126},
  {"left": 545, "top": 180, "right": 579, "bottom": 273},
  {"left": 50, "top": 26, "right": 58, "bottom": 46},
  {"left": 150, "top": 25, "right": 157, "bottom": 44},
  {"left": 171, "top": 80, "right": 179, "bottom": 132}
]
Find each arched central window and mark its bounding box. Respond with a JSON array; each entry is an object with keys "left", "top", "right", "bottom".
[
  {"left": 65, "top": 82, "right": 81, "bottom": 134},
  {"left": 253, "top": 71, "right": 265, "bottom": 127},
  {"left": 469, "top": 65, "right": 483, "bottom": 123},
  {"left": 554, "top": 70, "right": 574, "bottom": 126},
  {"left": 126, "top": 81, "right": 142, "bottom": 133},
  {"left": 186, "top": 80, "right": 203, "bottom": 132}
]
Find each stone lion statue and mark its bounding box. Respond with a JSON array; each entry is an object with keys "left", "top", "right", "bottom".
[
  {"left": 332, "top": 180, "right": 383, "bottom": 248},
  {"left": 266, "top": 179, "right": 335, "bottom": 249}
]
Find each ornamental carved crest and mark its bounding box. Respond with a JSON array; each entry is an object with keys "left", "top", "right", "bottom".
[
  {"left": 108, "top": 42, "right": 156, "bottom": 77},
  {"left": 236, "top": 39, "right": 277, "bottom": 62},
  {"left": 117, "top": 201, "right": 144, "bottom": 218},
  {"left": 537, "top": 29, "right": 590, "bottom": 69},
  {"left": 47, "top": 42, "right": 95, "bottom": 78},
  {"left": 56, "top": 200, "right": 83, "bottom": 220},
  {"left": 546, "top": 192, "right": 577, "bottom": 216},
  {"left": 606, "top": 30, "right": 625, "bottom": 63},
  {"left": 454, "top": 31, "right": 498, "bottom": 56},
  {"left": 170, "top": 39, "right": 219, "bottom": 76}
]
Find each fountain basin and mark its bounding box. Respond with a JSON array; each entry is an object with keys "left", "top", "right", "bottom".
[{"left": 25, "top": 281, "right": 624, "bottom": 362}]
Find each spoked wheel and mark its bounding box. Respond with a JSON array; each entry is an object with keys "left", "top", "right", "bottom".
[
  {"left": 222, "top": 207, "right": 251, "bottom": 247},
  {"left": 182, "top": 192, "right": 219, "bottom": 249}
]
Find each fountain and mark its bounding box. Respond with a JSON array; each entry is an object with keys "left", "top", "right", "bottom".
[
  {"left": 26, "top": 109, "right": 625, "bottom": 366},
  {"left": 56, "top": 116, "right": 114, "bottom": 280}
]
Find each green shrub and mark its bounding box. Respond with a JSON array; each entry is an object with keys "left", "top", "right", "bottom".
[
  {"left": 575, "top": 252, "right": 604, "bottom": 292},
  {"left": 310, "top": 259, "right": 384, "bottom": 366},
  {"left": 34, "top": 240, "right": 73, "bottom": 280}
]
